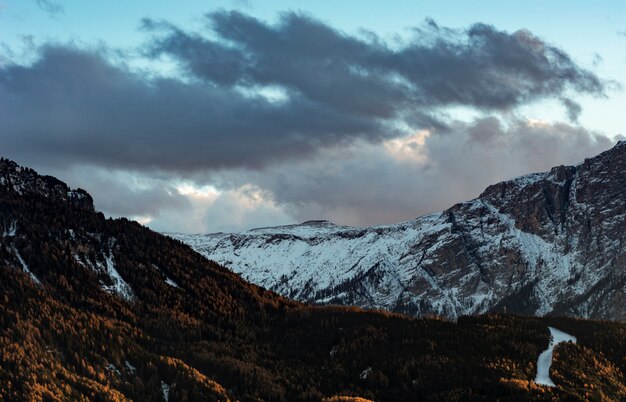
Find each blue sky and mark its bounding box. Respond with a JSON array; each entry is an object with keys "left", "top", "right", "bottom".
[{"left": 1, "top": 1, "right": 624, "bottom": 232}]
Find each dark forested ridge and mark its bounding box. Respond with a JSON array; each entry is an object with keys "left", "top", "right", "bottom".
[{"left": 1, "top": 157, "right": 626, "bottom": 401}]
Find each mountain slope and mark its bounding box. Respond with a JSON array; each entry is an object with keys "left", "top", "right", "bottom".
[
  {"left": 3, "top": 156, "right": 626, "bottom": 401},
  {"left": 170, "top": 141, "right": 626, "bottom": 320}
]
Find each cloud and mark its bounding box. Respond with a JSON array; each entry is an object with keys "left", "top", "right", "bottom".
[
  {"left": 0, "top": 11, "right": 617, "bottom": 232},
  {"left": 19, "top": 115, "right": 617, "bottom": 233},
  {"left": 145, "top": 11, "right": 604, "bottom": 122},
  {"left": 560, "top": 98, "right": 583, "bottom": 122},
  {"left": 201, "top": 184, "right": 293, "bottom": 232},
  {"left": 208, "top": 117, "right": 616, "bottom": 229},
  {"left": 34, "top": 0, "right": 63, "bottom": 15},
  {"left": 0, "top": 13, "right": 606, "bottom": 175},
  {"left": 0, "top": 45, "right": 388, "bottom": 172},
  {"left": 24, "top": 161, "right": 292, "bottom": 233},
  {"left": 231, "top": 0, "right": 251, "bottom": 8},
  {"left": 32, "top": 164, "right": 190, "bottom": 219}
]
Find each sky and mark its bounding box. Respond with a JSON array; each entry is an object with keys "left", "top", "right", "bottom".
[{"left": 0, "top": 1, "right": 624, "bottom": 233}]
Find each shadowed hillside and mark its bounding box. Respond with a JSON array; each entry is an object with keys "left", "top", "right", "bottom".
[{"left": 1, "top": 157, "right": 626, "bottom": 401}]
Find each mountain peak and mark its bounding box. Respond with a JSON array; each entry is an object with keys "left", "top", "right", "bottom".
[
  {"left": 0, "top": 157, "right": 94, "bottom": 211},
  {"left": 300, "top": 220, "right": 335, "bottom": 226}
]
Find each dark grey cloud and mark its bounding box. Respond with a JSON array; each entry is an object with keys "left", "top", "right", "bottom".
[
  {"left": 145, "top": 11, "right": 604, "bottom": 122},
  {"left": 0, "top": 45, "right": 388, "bottom": 172},
  {"left": 560, "top": 97, "right": 583, "bottom": 122},
  {"left": 34, "top": 0, "right": 63, "bottom": 15},
  {"left": 0, "top": 12, "right": 605, "bottom": 174}
]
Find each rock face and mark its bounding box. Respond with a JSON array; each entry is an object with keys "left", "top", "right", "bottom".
[
  {"left": 0, "top": 157, "right": 94, "bottom": 211},
  {"left": 170, "top": 141, "right": 626, "bottom": 320}
]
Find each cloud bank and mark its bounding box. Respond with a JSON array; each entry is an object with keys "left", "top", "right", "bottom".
[
  {"left": 0, "top": 11, "right": 617, "bottom": 232},
  {"left": 1, "top": 12, "right": 606, "bottom": 171},
  {"left": 211, "top": 117, "right": 617, "bottom": 227}
]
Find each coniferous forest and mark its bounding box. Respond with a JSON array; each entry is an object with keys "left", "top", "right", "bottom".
[{"left": 1, "top": 159, "right": 626, "bottom": 402}]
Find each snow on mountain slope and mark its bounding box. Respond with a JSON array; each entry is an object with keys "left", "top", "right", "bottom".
[
  {"left": 12, "top": 245, "right": 41, "bottom": 285},
  {"left": 101, "top": 252, "right": 135, "bottom": 301},
  {"left": 169, "top": 141, "right": 626, "bottom": 320},
  {"left": 535, "top": 327, "right": 577, "bottom": 387}
]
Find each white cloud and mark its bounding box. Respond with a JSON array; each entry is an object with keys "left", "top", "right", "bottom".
[{"left": 383, "top": 129, "right": 431, "bottom": 164}]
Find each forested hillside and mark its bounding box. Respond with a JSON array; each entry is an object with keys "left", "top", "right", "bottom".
[{"left": 1, "top": 157, "right": 626, "bottom": 401}]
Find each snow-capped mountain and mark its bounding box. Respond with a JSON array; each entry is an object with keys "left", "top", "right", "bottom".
[{"left": 169, "top": 141, "right": 626, "bottom": 320}]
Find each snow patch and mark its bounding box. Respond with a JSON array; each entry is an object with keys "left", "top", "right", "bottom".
[
  {"left": 101, "top": 253, "right": 134, "bottom": 301},
  {"left": 3, "top": 221, "right": 17, "bottom": 237},
  {"left": 153, "top": 264, "right": 180, "bottom": 288},
  {"left": 161, "top": 381, "right": 170, "bottom": 402},
  {"left": 106, "top": 364, "right": 121, "bottom": 376},
  {"left": 13, "top": 246, "right": 41, "bottom": 285},
  {"left": 359, "top": 367, "right": 372, "bottom": 380},
  {"left": 165, "top": 277, "right": 179, "bottom": 288},
  {"left": 481, "top": 201, "right": 576, "bottom": 315},
  {"left": 535, "top": 327, "right": 577, "bottom": 387},
  {"left": 125, "top": 360, "right": 136, "bottom": 374},
  {"left": 509, "top": 172, "right": 548, "bottom": 188},
  {"left": 248, "top": 220, "right": 342, "bottom": 238},
  {"left": 67, "top": 190, "right": 86, "bottom": 200}
]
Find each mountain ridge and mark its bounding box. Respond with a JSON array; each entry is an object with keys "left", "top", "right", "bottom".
[
  {"left": 170, "top": 141, "right": 626, "bottom": 320},
  {"left": 3, "top": 153, "right": 626, "bottom": 400}
]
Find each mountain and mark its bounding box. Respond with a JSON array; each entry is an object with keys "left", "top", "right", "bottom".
[
  {"left": 2, "top": 156, "right": 626, "bottom": 401},
  {"left": 169, "top": 141, "right": 626, "bottom": 321}
]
